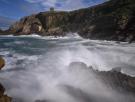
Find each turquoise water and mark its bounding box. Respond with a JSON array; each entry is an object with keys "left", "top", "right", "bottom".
[{"left": 0, "top": 35, "right": 135, "bottom": 102}]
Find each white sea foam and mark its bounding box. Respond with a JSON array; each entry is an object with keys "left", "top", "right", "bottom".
[
  {"left": 0, "top": 35, "right": 135, "bottom": 102},
  {"left": 0, "top": 33, "right": 82, "bottom": 41}
]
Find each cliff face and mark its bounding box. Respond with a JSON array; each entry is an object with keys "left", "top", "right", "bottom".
[
  {"left": 78, "top": 0, "right": 135, "bottom": 42},
  {"left": 8, "top": 0, "right": 135, "bottom": 41}
]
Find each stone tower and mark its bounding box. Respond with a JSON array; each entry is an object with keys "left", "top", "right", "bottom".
[{"left": 50, "top": 7, "right": 54, "bottom": 12}]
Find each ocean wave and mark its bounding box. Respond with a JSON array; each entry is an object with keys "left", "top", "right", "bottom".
[
  {"left": 1, "top": 34, "right": 135, "bottom": 102},
  {"left": 0, "top": 33, "right": 82, "bottom": 40}
]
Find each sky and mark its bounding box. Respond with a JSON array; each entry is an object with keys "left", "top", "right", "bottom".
[{"left": 0, "top": 0, "right": 106, "bottom": 20}]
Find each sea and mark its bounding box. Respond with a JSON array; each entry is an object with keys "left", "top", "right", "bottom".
[{"left": 0, "top": 33, "right": 135, "bottom": 102}]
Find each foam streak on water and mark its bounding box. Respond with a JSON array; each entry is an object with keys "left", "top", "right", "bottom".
[{"left": 0, "top": 34, "right": 135, "bottom": 102}]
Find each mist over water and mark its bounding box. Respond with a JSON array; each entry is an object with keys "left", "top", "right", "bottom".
[{"left": 0, "top": 35, "right": 135, "bottom": 102}]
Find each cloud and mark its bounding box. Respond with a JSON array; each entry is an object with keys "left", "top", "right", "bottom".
[
  {"left": 25, "top": 0, "right": 44, "bottom": 3},
  {"left": 24, "top": 0, "right": 104, "bottom": 11}
]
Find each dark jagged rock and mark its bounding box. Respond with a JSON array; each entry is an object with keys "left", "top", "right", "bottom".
[
  {"left": 69, "top": 62, "right": 135, "bottom": 94},
  {"left": 0, "top": 83, "right": 5, "bottom": 96},
  {"left": 78, "top": 0, "right": 135, "bottom": 42},
  {"left": 0, "top": 83, "right": 12, "bottom": 102},
  {"left": 89, "top": 67, "right": 135, "bottom": 94},
  {"left": 34, "top": 62, "right": 135, "bottom": 102},
  {"left": 0, "top": 57, "right": 5, "bottom": 70},
  {"left": 0, "top": 57, "right": 12, "bottom": 102},
  {"left": 7, "top": 0, "right": 135, "bottom": 42}
]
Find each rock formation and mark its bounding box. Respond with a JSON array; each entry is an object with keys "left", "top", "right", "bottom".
[
  {"left": 0, "top": 83, "right": 12, "bottom": 102},
  {"left": 34, "top": 62, "right": 135, "bottom": 102},
  {"left": 69, "top": 62, "right": 135, "bottom": 94},
  {"left": 0, "top": 57, "right": 12, "bottom": 102},
  {"left": 0, "top": 57, "right": 5, "bottom": 70},
  {"left": 0, "top": 29, "right": 4, "bottom": 34},
  {"left": 5, "top": 0, "right": 135, "bottom": 42},
  {"left": 92, "top": 68, "right": 135, "bottom": 93}
]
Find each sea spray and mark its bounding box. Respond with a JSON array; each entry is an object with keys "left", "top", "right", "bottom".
[{"left": 0, "top": 35, "right": 135, "bottom": 101}]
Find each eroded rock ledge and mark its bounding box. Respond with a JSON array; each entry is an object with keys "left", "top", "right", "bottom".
[
  {"left": 69, "top": 62, "right": 135, "bottom": 94},
  {"left": 91, "top": 68, "right": 135, "bottom": 93}
]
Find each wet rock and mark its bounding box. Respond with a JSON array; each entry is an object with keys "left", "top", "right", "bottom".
[
  {"left": 93, "top": 69, "right": 135, "bottom": 93},
  {"left": 69, "top": 62, "right": 135, "bottom": 94},
  {"left": 111, "top": 67, "right": 121, "bottom": 72},
  {"left": 68, "top": 62, "right": 89, "bottom": 74},
  {"left": 0, "top": 84, "right": 5, "bottom": 97},
  {"left": 0, "top": 57, "right": 5, "bottom": 70},
  {"left": 0, "top": 57, "right": 12, "bottom": 102},
  {"left": 0, "top": 95, "right": 12, "bottom": 102},
  {"left": 60, "top": 84, "right": 95, "bottom": 102},
  {"left": 68, "top": 62, "right": 88, "bottom": 69},
  {"left": 0, "top": 83, "right": 12, "bottom": 102}
]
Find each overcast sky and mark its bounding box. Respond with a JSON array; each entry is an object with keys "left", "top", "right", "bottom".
[{"left": 0, "top": 0, "right": 106, "bottom": 19}]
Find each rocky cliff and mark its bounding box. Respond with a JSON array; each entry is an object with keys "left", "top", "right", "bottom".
[{"left": 7, "top": 0, "right": 135, "bottom": 42}]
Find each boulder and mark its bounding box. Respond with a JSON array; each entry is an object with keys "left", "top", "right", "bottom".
[
  {"left": 93, "top": 69, "right": 135, "bottom": 93},
  {"left": 0, "top": 83, "right": 12, "bottom": 102},
  {"left": 0, "top": 57, "right": 5, "bottom": 70},
  {"left": 0, "top": 57, "right": 12, "bottom": 102},
  {"left": 0, "top": 84, "right": 5, "bottom": 97},
  {"left": 0, "top": 95, "right": 12, "bottom": 102}
]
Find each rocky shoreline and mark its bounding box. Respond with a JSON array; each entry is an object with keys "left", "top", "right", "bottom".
[
  {"left": 1, "top": 57, "right": 135, "bottom": 101},
  {"left": 69, "top": 62, "right": 135, "bottom": 94},
  {"left": 0, "top": 0, "right": 135, "bottom": 42},
  {"left": 35, "top": 62, "right": 135, "bottom": 102},
  {"left": 92, "top": 68, "right": 135, "bottom": 94}
]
